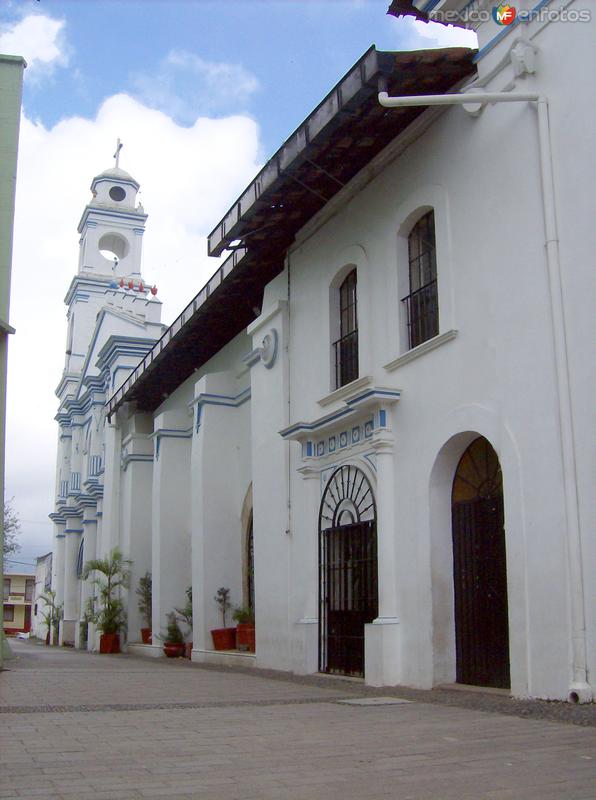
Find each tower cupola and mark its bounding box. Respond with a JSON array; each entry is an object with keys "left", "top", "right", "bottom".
[{"left": 76, "top": 143, "right": 147, "bottom": 279}]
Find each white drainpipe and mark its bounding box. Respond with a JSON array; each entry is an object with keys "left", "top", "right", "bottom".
[{"left": 379, "top": 86, "right": 591, "bottom": 703}]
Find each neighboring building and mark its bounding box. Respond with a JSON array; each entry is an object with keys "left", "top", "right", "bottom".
[
  {"left": 0, "top": 53, "right": 26, "bottom": 666},
  {"left": 49, "top": 160, "right": 164, "bottom": 647},
  {"left": 3, "top": 572, "right": 35, "bottom": 635},
  {"left": 52, "top": 4, "right": 595, "bottom": 702},
  {"left": 31, "top": 552, "right": 52, "bottom": 640}
]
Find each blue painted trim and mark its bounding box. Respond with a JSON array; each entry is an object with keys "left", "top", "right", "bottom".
[
  {"left": 379, "top": 409, "right": 387, "bottom": 428},
  {"left": 64, "top": 528, "right": 84, "bottom": 535},
  {"left": 122, "top": 452, "right": 154, "bottom": 472},
  {"left": 151, "top": 427, "right": 193, "bottom": 460},
  {"left": 281, "top": 405, "right": 354, "bottom": 438},
  {"left": 193, "top": 388, "right": 251, "bottom": 434},
  {"left": 346, "top": 388, "right": 401, "bottom": 409},
  {"left": 306, "top": 441, "right": 313, "bottom": 458}
]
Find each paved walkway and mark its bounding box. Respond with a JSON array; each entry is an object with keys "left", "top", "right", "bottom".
[{"left": 1, "top": 640, "right": 595, "bottom": 799}]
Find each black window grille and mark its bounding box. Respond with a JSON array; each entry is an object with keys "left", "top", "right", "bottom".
[
  {"left": 402, "top": 211, "right": 438, "bottom": 349},
  {"left": 333, "top": 269, "right": 358, "bottom": 388}
]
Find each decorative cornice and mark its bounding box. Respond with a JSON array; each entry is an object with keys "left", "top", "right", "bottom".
[
  {"left": 190, "top": 387, "right": 251, "bottom": 433},
  {"left": 77, "top": 204, "right": 147, "bottom": 234},
  {"left": 149, "top": 427, "right": 193, "bottom": 460},
  {"left": 247, "top": 300, "right": 288, "bottom": 336},
  {"left": 281, "top": 387, "right": 401, "bottom": 442},
  {"left": 122, "top": 452, "right": 154, "bottom": 472},
  {"left": 318, "top": 376, "right": 373, "bottom": 408}
]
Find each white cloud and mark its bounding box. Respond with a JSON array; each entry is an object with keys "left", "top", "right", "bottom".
[
  {"left": 0, "top": 14, "right": 68, "bottom": 76},
  {"left": 6, "top": 95, "right": 262, "bottom": 555},
  {"left": 131, "top": 50, "right": 260, "bottom": 124},
  {"left": 399, "top": 17, "right": 478, "bottom": 50}
]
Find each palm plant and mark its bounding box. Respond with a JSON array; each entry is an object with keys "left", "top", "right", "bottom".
[
  {"left": 135, "top": 571, "right": 152, "bottom": 629},
  {"left": 39, "top": 589, "right": 63, "bottom": 643},
  {"left": 175, "top": 586, "right": 192, "bottom": 635},
  {"left": 82, "top": 548, "right": 131, "bottom": 635}
]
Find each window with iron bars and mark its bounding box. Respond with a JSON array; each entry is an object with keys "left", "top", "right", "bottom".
[
  {"left": 332, "top": 269, "right": 358, "bottom": 389},
  {"left": 402, "top": 211, "right": 438, "bottom": 349}
]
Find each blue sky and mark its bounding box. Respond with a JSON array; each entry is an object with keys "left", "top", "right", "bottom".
[
  {"left": 13, "top": 0, "right": 475, "bottom": 155},
  {"left": 1, "top": 0, "right": 475, "bottom": 569}
]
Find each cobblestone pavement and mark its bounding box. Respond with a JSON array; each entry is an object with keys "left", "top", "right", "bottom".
[{"left": 1, "top": 639, "right": 595, "bottom": 799}]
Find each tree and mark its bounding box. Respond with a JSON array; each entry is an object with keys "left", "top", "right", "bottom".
[
  {"left": 3, "top": 499, "right": 20, "bottom": 556},
  {"left": 82, "top": 548, "right": 131, "bottom": 635},
  {"left": 39, "top": 589, "right": 63, "bottom": 644}
]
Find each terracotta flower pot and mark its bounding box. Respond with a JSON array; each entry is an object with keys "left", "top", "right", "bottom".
[
  {"left": 163, "top": 642, "right": 185, "bottom": 658},
  {"left": 236, "top": 623, "right": 255, "bottom": 653},
  {"left": 99, "top": 633, "right": 120, "bottom": 654},
  {"left": 211, "top": 628, "right": 237, "bottom": 651},
  {"left": 140, "top": 628, "right": 152, "bottom": 644}
]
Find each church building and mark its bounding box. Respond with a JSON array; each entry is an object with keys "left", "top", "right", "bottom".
[{"left": 51, "top": 2, "right": 595, "bottom": 702}]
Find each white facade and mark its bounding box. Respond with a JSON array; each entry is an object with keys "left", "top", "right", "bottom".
[{"left": 52, "top": 5, "right": 595, "bottom": 702}]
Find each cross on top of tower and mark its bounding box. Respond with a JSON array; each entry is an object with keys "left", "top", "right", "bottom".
[{"left": 113, "top": 138, "right": 123, "bottom": 169}]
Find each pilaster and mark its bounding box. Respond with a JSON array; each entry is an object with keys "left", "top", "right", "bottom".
[
  {"left": 150, "top": 410, "right": 191, "bottom": 642},
  {"left": 121, "top": 412, "right": 154, "bottom": 642}
]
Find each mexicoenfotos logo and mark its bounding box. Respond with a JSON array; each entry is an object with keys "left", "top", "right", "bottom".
[{"left": 493, "top": 4, "right": 517, "bottom": 25}]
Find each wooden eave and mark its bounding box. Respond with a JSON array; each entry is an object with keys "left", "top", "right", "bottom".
[{"left": 107, "top": 45, "right": 476, "bottom": 418}]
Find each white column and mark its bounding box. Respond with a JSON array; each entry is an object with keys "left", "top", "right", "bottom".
[
  {"left": 151, "top": 411, "right": 191, "bottom": 645},
  {"left": 51, "top": 523, "right": 65, "bottom": 645},
  {"left": 61, "top": 518, "right": 81, "bottom": 646},
  {"left": 293, "top": 464, "right": 320, "bottom": 674},
  {"left": 80, "top": 511, "right": 97, "bottom": 650},
  {"left": 120, "top": 415, "right": 154, "bottom": 646},
  {"left": 365, "top": 426, "right": 401, "bottom": 687}
]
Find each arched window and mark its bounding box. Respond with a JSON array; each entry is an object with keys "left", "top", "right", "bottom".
[
  {"left": 332, "top": 269, "right": 358, "bottom": 388},
  {"left": 402, "top": 211, "right": 438, "bottom": 349},
  {"left": 76, "top": 538, "right": 85, "bottom": 579}
]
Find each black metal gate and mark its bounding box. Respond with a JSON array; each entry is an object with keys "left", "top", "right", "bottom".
[
  {"left": 452, "top": 438, "right": 510, "bottom": 689},
  {"left": 318, "top": 465, "right": 378, "bottom": 678},
  {"left": 320, "top": 521, "right": 378, "bottom": 676}
]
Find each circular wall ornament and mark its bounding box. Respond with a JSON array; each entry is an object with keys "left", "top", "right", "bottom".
[
  {"left": 260, "top": 328, "right": 278, "bottom": 369},
  {"left": 109, "top": 186, "right": 126, "bottom": 202}
]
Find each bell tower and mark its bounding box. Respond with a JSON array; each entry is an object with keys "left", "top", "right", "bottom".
[
  {"left": 61, "top": 144, "right": 160, "bottom": 379},
  {"left": 77, "top": 161, "right": 146, "bottom": 279}
]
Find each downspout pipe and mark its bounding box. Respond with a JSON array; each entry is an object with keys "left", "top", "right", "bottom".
[{"left": 378, "top": 87, "right": 591, "bottom": 703}]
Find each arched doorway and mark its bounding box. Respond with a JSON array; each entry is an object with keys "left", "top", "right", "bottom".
[
  {"left": 319, "top": 464, "right": 377, "bottom": 677},
  {"left": 452, "top": 437, "right": 510, "bottom": 689}
]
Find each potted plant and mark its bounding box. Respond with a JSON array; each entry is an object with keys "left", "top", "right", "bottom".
[
  {"left": 175, "top": 586, "right": 193, "bottom": 658},
  {"left": 39, "top": 589, "right": 63, "bottom": 645},
  {"left": 233, "top": 606, "right": 255, "bottom": 653},
  {"left": 135, "top": 571, "right": 152, "bottom": 644},
  {"left": 211, "top": 587, "right": 236, "bottom": 651},
  {"left": 82, "top": 547, "right": 131, "bottom": 654},
  {"left": 161, "top": 612, "right": 185, "bottom": 658}
]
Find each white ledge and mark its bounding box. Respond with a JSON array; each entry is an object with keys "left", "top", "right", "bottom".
[
  {"left": 384, "top": 330, "right": 458, "bottom": 372},
  {"left": 318, "top": 375, "right": 372, "bottom": 407}
]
